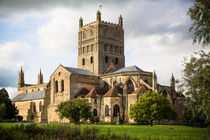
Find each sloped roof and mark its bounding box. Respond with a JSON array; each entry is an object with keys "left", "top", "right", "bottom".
[
  {"left": 65, "top": 66, "right": 95, "bottom": 76},
  {"left": 85, "top": 87, "right": 98, "bottom": 98},
  {"left": 12, "top": 91, "right": 45, "bottom": 102},
  {"left": 131, "top": 85, "right": 147, "bottom": 95},
  {"left": 108, "top": 65, "right": 143, "bottom": 73},
  {"left": 75, "top": 88, "right": 89, "bottom": 98},
  {"left": 103, "top": 87, "right": 120, "bottom": 97}
]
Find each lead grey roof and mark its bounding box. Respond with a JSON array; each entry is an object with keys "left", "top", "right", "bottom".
[
  {"left": 65, "top": 66, "right": 95, "bottom": 76},
  {"left": 12, "top": 91, "right": 45, "bottom": 102},
  {"left": 108, "top": 65, "right": 143, "bottom": 73}
]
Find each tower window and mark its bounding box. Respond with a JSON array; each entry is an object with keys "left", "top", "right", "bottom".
[
  {"left": 87, "top": 46, "right": 89, "bottom": 53},
  {"left": 110, "top": 45, "right": 113, "bottom": 52},
  {"left": 82, "top": 47, "right": 85, "bottom": 54},
  {"left": 82, "top": 58, "right": 85, "bottom": 65},
  {"left": 91, "top": 45, "right": 93, "bottom": 52},
  {"left": 115, "top": 46, "right": 118, "bottom": 53},
  {"left": 105, "top": 56, "right": 108, "bottom": 63},
  {"left": 115, "top": 58, "right": 119, "bottom": 64},
  {"left": 104, "top": 44, "right": 107, "bottom": 52},
  {"left": 90, "top": 56, "right": 93, "bottom": 64}
]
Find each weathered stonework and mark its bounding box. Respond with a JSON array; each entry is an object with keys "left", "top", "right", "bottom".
[{"left": 12, "top": 11, "right": 185, "bottom": 124}]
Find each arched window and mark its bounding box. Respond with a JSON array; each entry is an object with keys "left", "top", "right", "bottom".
[
  {"left": 90, "top": 56, "right": 93, "bottom": 64},
  {"left": 105, "top": 105, "right": 109, "bottom": 116},
  {"left": 93, "top": 109, "right": 97, "bottom": 116},
  {"left": 39, "top": 101, "right": 42, "bottom": 112},
  {"left": 33, "top": 102, "right": 36, "bottom": 113},
  {"left": 126, "top": 80, "right": 134, "bottom": 94},
  {"left": 115, "top": 58, "right": 119, "bottom": 64},
  {"left": 55, "top": 80, "right": 58, "bottom": 92},
  {"left": 91, "top": 44, "right": 93, "bottom": 52},
  {"left": 82, "top": 47, "right": 85, "bottom": 54},
  {"left": 113, "top": 104, "right": 120, "bottom": 117},
  {"left": 115, "top": 46, "right": 118, "bottom": 53},
  {"left": 105, "top": 56, "right": 108, "bottom": 63},
  {"left": 82, "top": 58, "right": 85, "bottom": 65},
  {"left": 110, "top": 45, "right": 113, "bottom": 52},
  {"left": 61, "top": 80, "right": 64, "bottom": 92},
  {"left": 104, "top": 44, "right": 107, "bottom": 52},
  {"left": 87, "top": 45, "right": 89, "bottom": 53}
]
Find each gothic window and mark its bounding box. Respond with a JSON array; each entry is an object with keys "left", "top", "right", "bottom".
[
  {"left": 126, "top": 80, "right": 134, "bottom": 94},
  {"left": 31, "top": 102, "right": 36, "bottom": 113},
  {"left": 61, "top": 80, "right": 64, "bottom": 92},
  {"left": 82, "top": 47, "right": 85, "bottom": 54},
  {"left": 87, "top": 46, "right": 89, "bottom": 53},
  {"left": 82, "top": 58, "right": 85, "bottom": 65},
  {"left": 93, "top": 109, "right": 97, "bottom": 116},
  {"left": 105, "top": 56, "right": 108, "bottom": 63},
  {"left": 113, "top": 104, "right": 120, "bottom": 117},
  {"left": 115, "top": 58, "right": 119, "bottom": 65},
  {"left": 105, "top": 105, "right": 109, "bottom": 116},
  {"left": 58, "top": 72, "right": 61, "bottom": 76},
  {"left": 94, "top": 98, "right": 97, "bottom": 104},
  {"left": 90, "top": 56, "right": 93, "bottom": 64},
  {"left": 163, "top": 90, "right": 167, "bottom": 97},
  {"left": 55, "top": 80, "right": 58, "bottom": 92},
  {"left": 115, "top": 46, "right": 118, "bottom": 53},
  {"left": 110, "top": 45, "right": 113, "bottom": 52},
  {"left": 104, "top": 44, "right": 107, "bottom": 52},
  {"left": 91, "top": 44, "right": 93, "bottom": 52},
  {"left": 39, "top": 101, "right": 42, "bottom": 112}
]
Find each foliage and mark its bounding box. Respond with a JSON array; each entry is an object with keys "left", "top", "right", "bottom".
[
  {"left": 0, "top": 123, "right": 208, "bottom": 140},
  {"left": 180, "top": 50, "right": 210, "bottom": 122},
  {"left": 56, "top": 98, "right": 92, "bottom": 124},
  {"left": 0, "top": 88, "right": 18, "bottom": 121},
  {"left": 129, "top": 90, "right": 176, "bottom": 126},
  {"left": 0, "top": 103, "right": 6, "bottom": 121},
  {"left": 16, "top": 115, "right": 23, "bottom": 122},
  {"left": 187, "top": 0, "right": 210, "bottom": 47},
  {"left": 0, "top": 124, "right": 139, "bottom": 140},
  {"left": 29, "top": 113, "right": 34, "bottom": 122},
  {"left": 182, "top": 105, "right": 207, "bottom": 127}
]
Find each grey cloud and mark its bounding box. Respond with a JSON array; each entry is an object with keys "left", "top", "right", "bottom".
[
  {"left": 0, "top": 68, "right": 18, "bottom": 87},
  {"left": 124, "top": 0, "right": 194, "bottom": 40}
]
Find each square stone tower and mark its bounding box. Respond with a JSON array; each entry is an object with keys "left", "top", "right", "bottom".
[{"left": 77, "top": 11, "right": 125, "bottom": 75}]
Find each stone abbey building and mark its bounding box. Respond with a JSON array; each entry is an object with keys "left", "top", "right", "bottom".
[{"left": 12, "top": 11, "right": 185, "bottom": 123}]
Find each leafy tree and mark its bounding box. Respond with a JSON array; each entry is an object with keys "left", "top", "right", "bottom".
[
  {"left": 182, "top": 105, "right": 207, "bottom": 127},
  {"left": 187, "top": 0, "right": 210, "bottom": 47},
  {"left": 129, "top": 90, "right": 176, "bottom": 126},
  {"left": 0, "top": 103, "right": 6, "bottom": 121},
  {"left": 56, "top": 98, "right": 92, "bottom": 124},
  {"left": 180, "top": 50, "right": 210, "bottom": 122},
  {"left": 0, "top": 88, "right": 18, "bottom": 121}
]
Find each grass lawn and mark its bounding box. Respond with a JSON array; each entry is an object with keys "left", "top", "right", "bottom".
[{"left": 0, "top": 123, "right": 208, "bottom": 140}]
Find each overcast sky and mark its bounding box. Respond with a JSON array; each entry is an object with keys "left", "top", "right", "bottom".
[{"left": 0, "top": 0, "right": 205, "bottom": 99}]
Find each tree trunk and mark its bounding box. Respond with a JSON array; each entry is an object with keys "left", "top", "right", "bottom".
[{"left": 150, "top": 120, "right": 153, "bottom": 126}]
